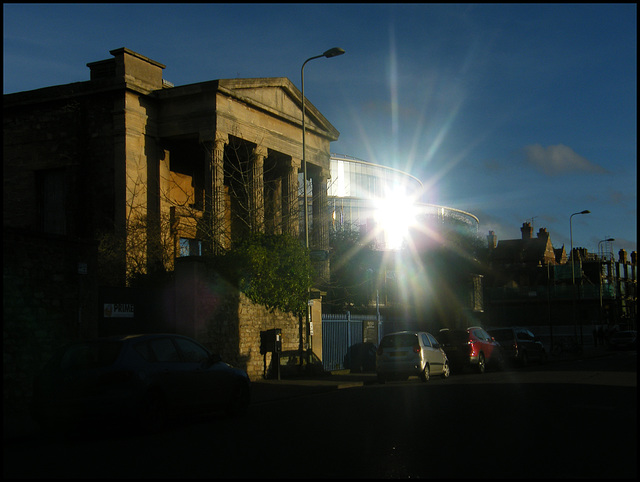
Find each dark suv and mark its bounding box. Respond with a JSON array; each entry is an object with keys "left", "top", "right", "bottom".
[
  {"left": 437, "top": 327, "right": 504, "bottom": 374},
  {"left": 487, "top": 327, "right": 547, "bottom": 366}
]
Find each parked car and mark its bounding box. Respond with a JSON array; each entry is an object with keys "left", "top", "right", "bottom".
[
  {"left": 487, "top": 327, "right": 547, "bottom": 366},
  {"left": 376, "top": 331, "right": 450, "bottom": 383},
  {"left": 608, "top": 330, "right": 637, "bottom": 350},
  {"left": 31, "top": 333, "right": 251, "bottom": 434},
  {"left": 437, "top": 327, "right": 504, "bottom": 373}
]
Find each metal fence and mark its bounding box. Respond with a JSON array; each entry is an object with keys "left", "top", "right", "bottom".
[
  {"left": 321, "top": 314, "right": 444, "bottom": 372},
  {"left": 321, "top": 312, "right": 381, "bottom": 372}
]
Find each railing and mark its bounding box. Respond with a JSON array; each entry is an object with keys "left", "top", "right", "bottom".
[{"left": 321, "top": 312, "right": 381, "bottom": 371}]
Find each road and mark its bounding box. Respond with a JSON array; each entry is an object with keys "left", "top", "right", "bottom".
[{"left": 4, "top": 351, "right": 636, "bottom": 478}]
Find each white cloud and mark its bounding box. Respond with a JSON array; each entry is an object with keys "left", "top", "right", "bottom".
[{"left": 522, "top": 144, "right": 607, "bottom": 176}]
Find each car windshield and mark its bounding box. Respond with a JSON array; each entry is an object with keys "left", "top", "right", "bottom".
[
  {"left": 438, "top": 330, "right": 468, "bottom": 345},
  {"left": 58, "top": 341, "right": 123, "bottom": 370},
  {"left": 489, "top": 329, "right": 513, "bottom": 342},
  {"left": 381, "top": 333, "right": 418, "bottom": 348}
]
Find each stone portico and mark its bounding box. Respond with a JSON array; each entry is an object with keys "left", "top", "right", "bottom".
[{"left": 3, "top": 47, "right": 339, "bottom": 378}]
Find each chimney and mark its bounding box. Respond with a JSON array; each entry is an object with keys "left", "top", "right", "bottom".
[
  {"left": 87, "top": 48, "right": 166, "bottom": 92},
  {"left": 619, "top": 249, "right": 627, "bottom": 264},
  {"left": 537, "top": 228, "right": 549, "bottom": 240},
  {"left": 521, "top": 222, "right": 533, "bottom": 240},
  {"left": 487, "top": 231, "right": 497, "bottom": 249}
]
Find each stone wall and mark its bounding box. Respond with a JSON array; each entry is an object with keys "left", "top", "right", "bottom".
[
  {"left": 3, "top": 89, "right": 118, "bottom": 240},
  {"left": 3, "top": 229, "right": 99, "bottom": 411},
  {"left": 173, "top": 257, "right": 302, "bottom": 380}
]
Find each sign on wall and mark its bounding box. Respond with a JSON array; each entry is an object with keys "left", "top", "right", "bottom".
[{"left": 103, "top": 303, "right": 135, "bottom": 318}]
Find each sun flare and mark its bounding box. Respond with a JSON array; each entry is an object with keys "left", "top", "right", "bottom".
[{"left": 373, "top": 186, "right": 418, "bottom": 250}]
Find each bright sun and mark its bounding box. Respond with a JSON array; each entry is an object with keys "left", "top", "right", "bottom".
[{"left": 373, "top": 186, "right": 418, "bottom": 250}]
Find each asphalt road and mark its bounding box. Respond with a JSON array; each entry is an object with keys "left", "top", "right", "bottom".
[{"left": 4, "top": 351, "right": 636, "bottom": 478}]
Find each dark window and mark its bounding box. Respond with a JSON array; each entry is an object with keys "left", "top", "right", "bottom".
[
  {"left": 519, "top": 330, "right": 534, "bottom": 341},
  {"left": 381, "top": 333, "right": 418, "bottom": 348},
  {"left": 421, "top": 334, "right": 431, "bottom": 347},
  {"left": 149, "top": 338, "right": 180, "bottom": 362},
  {"left": 438, "top": 330, "right": 468, "bottom": 345},
  {"left": 490, "top": 329, "right": 514, "bottom": 342},
  {"left": 134, "top": 341, "right": 155, "bottom": 361},
  {"left": 427, "top": 333, "right": 439, "bottom": 347},
  {"left": 37, "top": 169, "right": 67, "bottom": 235},
  {"left": 472, "top": 329, "right": 489, "bottom": 341},
  {"left": 174, "top": 337, "right": 209, "bottom": 363},
  {"left": 179, "top": 238, "right": 202, "bottom": 257}
]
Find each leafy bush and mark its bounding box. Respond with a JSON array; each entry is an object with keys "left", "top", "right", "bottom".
[{"left": 210, "top": 234, "right": 313, "bottom": 316}]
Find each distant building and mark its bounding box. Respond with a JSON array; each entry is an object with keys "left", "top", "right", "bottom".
[
  {"left": 484, "top": 222, "right": 637, "bottom": 339},
  {"left": 490, "top": 223, "right": 562, "bottom": 268},
  {"left": 328, "top": 154, "right": 479, "bottom": 250}
]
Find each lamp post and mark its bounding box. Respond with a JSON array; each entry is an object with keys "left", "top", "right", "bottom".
[
  {"left": 300, "top": 47, "right": 345, "bottom": 368},
  {"left": 569, "top": 210, "right": 590, "bottom": 346},
  {"left": 598, "top": 238, "right": 615, "bottom": 327},
  {"left": 301, "top": 47, "right": 345, "bottom": 249},
  {"left": 598, "top": 237, "right": 615, "bottom": 260}
]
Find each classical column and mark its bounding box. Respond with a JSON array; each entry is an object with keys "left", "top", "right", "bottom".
[
  {"left": 266, "top": 177, "right": 282, "bottom": 235},
  {"left": 214, "top": 133, "right": 229, "bottom": 250},
  {"left": 203, "top": 132, "right": 228, "bottom": 254},
  {"left": 250, "top": 146, "right": 267, "bottom": 234},
  {"left": 283, "top": 157, "right": 301, "bottom": 238}
]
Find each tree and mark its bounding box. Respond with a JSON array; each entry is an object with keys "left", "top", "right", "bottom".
[
  {"left": 97, "top": 134, "right": 314, "bottom": 316},
  {"left": 325, "top": 223, "right": 379, "bottom": 312},
  {"left": 207, "top": 233, "right": 313, "bottom": 316}
]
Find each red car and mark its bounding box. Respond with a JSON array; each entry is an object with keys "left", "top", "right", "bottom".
[{"left": 437, "top": 327, "right": 504, "bottom": 373}]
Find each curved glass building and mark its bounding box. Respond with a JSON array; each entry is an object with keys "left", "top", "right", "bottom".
[{"left": 328, "top": 154, "right": 479, "bottom": 250}]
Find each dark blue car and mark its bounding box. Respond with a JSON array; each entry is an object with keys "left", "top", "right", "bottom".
[
  {"left": 32, "top": 334, "right": 251, "bottom": 434},
  {"left": 487, "top": 327, "right": 547, "bottom": 366}
]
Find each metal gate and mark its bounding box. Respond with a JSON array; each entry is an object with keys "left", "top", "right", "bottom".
[{"left": 321, "top": 312, "right": 382, "bottom": 372}]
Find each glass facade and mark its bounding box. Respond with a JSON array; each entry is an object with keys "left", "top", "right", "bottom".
[{"left": 326, "top": 154, "right": 479, "bottom": 250}]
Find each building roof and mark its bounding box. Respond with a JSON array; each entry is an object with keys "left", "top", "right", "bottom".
[{"left": 492, "top": 228, "right": 560, "bottom": 266}]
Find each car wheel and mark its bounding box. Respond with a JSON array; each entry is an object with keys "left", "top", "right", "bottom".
[
  {"left": 420, "top": 364, "right": 430, "bottom": 382},
  {"left": 377, "top": 373, "right": 386, "bottom": 384},
  {"left": 227, "top": 381, "right": 250, "bottom": 417},
  {"left": 477, "top": 353, "right": 486, "bottom": 374},
  {"left": 441, "top": 360, "right": 450, "bottom": 378},
  {"left": 139, "top": 391, "right": 167, "bottom": 433}
]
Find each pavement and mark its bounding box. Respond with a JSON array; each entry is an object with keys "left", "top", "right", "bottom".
[{"left": 3, "top": 344, "right": 616, "bottom": 442}]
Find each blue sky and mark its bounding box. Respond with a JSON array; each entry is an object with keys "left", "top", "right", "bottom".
[{"left": 3, "top": 3, "right": 637, "bottom": 255}]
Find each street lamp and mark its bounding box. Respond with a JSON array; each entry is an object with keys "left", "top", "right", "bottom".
[
  {"left": 598, "top": 238, "right": 615, "bottom": 328},
  {"left": 569, "top": 210, "right": 590, "bottom": 346},
  {"left": 301, "top": 47, "right": 345, "bottom": 249},
  {"left": 598, "top": 237, "right": 615, "bottom": 260},
  {"left": 300, "top": 47, "right": 345, "bottom": 369}
]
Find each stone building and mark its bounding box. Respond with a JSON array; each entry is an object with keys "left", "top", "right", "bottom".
[
  {"left": 483, "top": 222, "right": 637, "bottom": 342},
  {"left": 3, "top": 48, "right": 339, "bottom": 383}
]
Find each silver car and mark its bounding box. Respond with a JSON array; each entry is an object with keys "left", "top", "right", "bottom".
[{"left": 376, "top": 331, "right": 450, "bottom": 383}]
